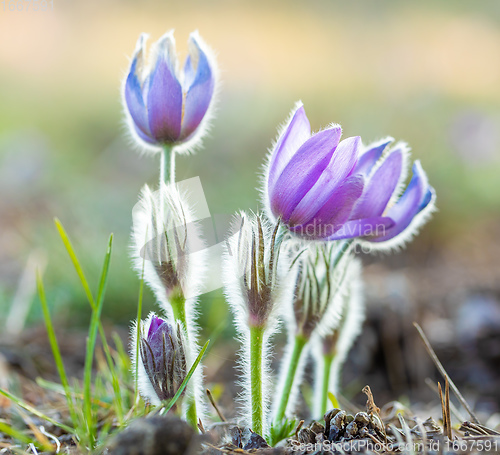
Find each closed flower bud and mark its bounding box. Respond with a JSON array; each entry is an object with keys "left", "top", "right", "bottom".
[
  {"left": 123, "top": 30, "right": 217, "bottom": 151},
  {"left": 131, "top": 182, "right": 206, "bottom": 309},
  {"left": 222, "top": 212, "right": 290, "bottom": 435},
  {"left": 134, "top": 314, "right": 187, "bottom": 405},
  {"left": 263, "top": 103, "right": 436, "bottom": 247},
  {"left": 290, "top": 243, "right": 348, "bottom": 340},
  {"left": 223, "top": 212, "right": 287, "bottom": 329}
]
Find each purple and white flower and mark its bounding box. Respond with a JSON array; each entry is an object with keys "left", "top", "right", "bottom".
[
  {"left": 133, "top": 313, "right": 187, "bottom": 406},
  {"left": 123, "top": 30, "right": 217, "bottom": 151},
  {"left": 263, "top": 103, "right": 436, "bottom": 248}
]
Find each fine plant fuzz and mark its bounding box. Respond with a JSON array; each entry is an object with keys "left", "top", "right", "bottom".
[
  {"left": 222, "top": 212, "right": 290, "bottom": 437},
  {"left": 130, "top": 181, "right": 208, "bottom": 427},
  {"left": 312, "top": 259, "right": 365, "bottom": 418},
  {"left": 272, "top": 242, "right": 357, "bottom": 423}
]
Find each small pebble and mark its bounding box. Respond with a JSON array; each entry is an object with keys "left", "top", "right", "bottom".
[
  {"left": 107, "top": 416, "right": 196, "bottom": 455},
  {"left": 243, "top": 432, "right": 269, "bottom": 450}
]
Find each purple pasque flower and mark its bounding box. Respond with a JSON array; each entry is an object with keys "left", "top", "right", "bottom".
[
  {"left": 138, "top": 314, "right": 187, "bottom": 405},
  {"left": 123, "top": 30, "right": 216, "bottom": 150},
  {"left": 263, "top": 103, "right": 436, "bottom": 246},
  {"left": 332, "top": 156, "right": 436, "bottom": 246}
]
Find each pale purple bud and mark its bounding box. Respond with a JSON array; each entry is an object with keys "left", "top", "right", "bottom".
[{"left": 123, "top": 30, "right": 217, "bottom": 151}]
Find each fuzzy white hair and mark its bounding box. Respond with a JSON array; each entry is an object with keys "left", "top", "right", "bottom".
[
  {"left": 271, "top": 242, "right": 355, "bottom": 420},
  {"left": 131, "top": 181, "right": 207, "bottom": 311},
  {"left": 130, "top": 312, "right": 162, "bottom": 406},
  {"left": 222, "top": 212, "right": 292, "bottom": 436},
  {"left": 311, "top": 258, "right": 365, "bottom": 418},
  {"left": 131, "top": 183, "right": 208, "bottom": 420},
  {"left": 222, "top": 212, "right": 290, "bottom": 330}
]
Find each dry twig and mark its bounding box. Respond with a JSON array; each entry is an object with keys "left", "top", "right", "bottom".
[{"left": 414, "top": 322, "right": 480, "bottom": 424}]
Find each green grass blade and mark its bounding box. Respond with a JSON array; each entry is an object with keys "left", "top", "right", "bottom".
[
  {"left": 55, "top": 219, "right": 124, "bottom": 424},
  {"left": 0, "top": 388, "right": 75, "bottom": 434},
  {"left": 328, "top": 391, "right": 340, "bottom": 409},
  {"left": 36, "top": 271, "right": 80, "bottom": 429},
  {"left": 0, "top": 421, "right": 45, "bottom": 448},
  {"left": 54, "top": 218, "right": 95, "bottom": 308},
  {"left": 269, "top": 418, "right": 297, "bottom": 446},
  {"left": 36, "top": 378, "right": 112, "bottom": 409},
  {"left": 162, "top": 340, "right": 210, "bottom": 414},
  {"left": 83, "top": 233, "right": 113, "bottom": 449}
]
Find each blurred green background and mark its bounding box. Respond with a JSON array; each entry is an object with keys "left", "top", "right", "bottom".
[{"left": 0, "top": 0, "right": 499, "bottom": 338}]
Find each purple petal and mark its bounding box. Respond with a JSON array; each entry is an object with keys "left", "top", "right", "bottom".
[
  {"left": 147, "top": 315, "right": 166, "bottom": 339},
  {"left": 371, "top": 161, "right": 432, "bottom": 242},
  {"left": 133, "top": 123, "right": 155, "bottom": 144},
  {"left": 419, "top": 187, "right": 434, "bottom": 212},
  {"left": 124, "top": 35, "right": 151, "bottom": 137},
  {"left": 270, "top": 126, "right": 342, "bottom": 223},
  {"left": 350, "top": 149, "right": 403, "bottom": 220},
  {"left": 328, "top": 217, "right": 395, "bottom": 240},
  {"left": 288, "top": 136, "right": 361, "bottom": 226},
  {"left": 353, "top": 137, "right": 392, "bottom": 175},
  {"left": 289, "top": 174, "right": 364, "bottom": 239},
  {"left": 267, "top": 104, "right": 311, "bottom": 196},
  {"left": 179, "top": 32, "right": 215, "bottom": 140},
  {"left": 183, "top": 55, "right": 196, "bottom": 91},
  {"left": 147, "top": 34, "right": 183, "bottom": 142},
  {"left": 147, "top": 321, "right": 174, "bottom": 361}
]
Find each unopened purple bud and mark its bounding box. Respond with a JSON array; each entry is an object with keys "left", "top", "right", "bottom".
[
  {"left": 139, "top": 316, "right": 187, "bottom": 403},
  {"left": 148, "top": 315, "right": 164, "bottom": 338},
  {"left": 123, "top": 30, "right": 217, "bottom": 150}
]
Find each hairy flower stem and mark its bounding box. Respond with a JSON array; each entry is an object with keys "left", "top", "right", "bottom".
[
  {"left": 320, "top": 352, "right": 335, "bottom": 417},
  {"left": 171, "top": 294, "right": 198, "bottom": 430},
  {"left": 250, "top": 325, "right": 265, "bottom": 436},
  {"left": 160, "top": 145, "right": 176, "bottom": 185},
  {"left": 274, "top": 334, "right": 307, "bottom": 422}
]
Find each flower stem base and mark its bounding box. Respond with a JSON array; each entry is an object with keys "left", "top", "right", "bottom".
[
  {"left": 250, "top": 325, "right": 265, "bottom": 436},
  {"left": 274, "top": 334, "right": 307, "bottom": 423}
]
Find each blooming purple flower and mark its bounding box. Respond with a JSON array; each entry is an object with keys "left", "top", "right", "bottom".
[
  {"left": 137, "top": 314, "right": 187, "bottom": 404},
  {"left": 124, "top": 30, "right": 216, "bottom": 150},
  {"left": 263, "top": 103, "right": 436, "bottom": 246}
]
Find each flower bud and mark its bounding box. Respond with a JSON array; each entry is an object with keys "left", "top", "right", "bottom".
[
  {"left": 136, "top": 314, "right": 187, "bottom": 405},
  {"left": 290, "top": 243, "right": 347, "bottom": 340},
  {"left": 123, "top": 30, "right": 217, "bottom": 151},
  {"left": 223, "top": 212, "right": 287, "bottom": 329},
  {"left": 131, "top": 182, "right": 206, "bottom": 308}
]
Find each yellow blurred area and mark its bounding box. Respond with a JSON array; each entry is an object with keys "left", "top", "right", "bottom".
[{"left": 1, "top": 1, "right": 500, "bottom": 100}]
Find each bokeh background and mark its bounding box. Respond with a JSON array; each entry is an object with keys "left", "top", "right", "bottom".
[{"left": 1, "top": 0, "right": 499, "bottom": 419}]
